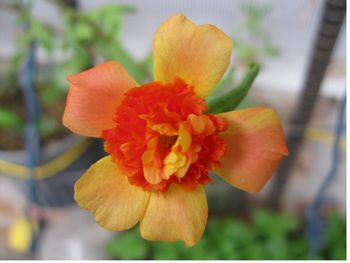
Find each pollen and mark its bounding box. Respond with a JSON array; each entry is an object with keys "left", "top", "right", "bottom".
[{"left": 102, "top": 78, "right": 227, "bottom": 192}]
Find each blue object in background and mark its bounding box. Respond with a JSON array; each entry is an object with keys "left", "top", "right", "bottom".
[
  {"left": 18, "top": 0, "right": 41, "bottom": 252},
  {"left": 306, "top": 91, "right": 346, "bottom": 258}
]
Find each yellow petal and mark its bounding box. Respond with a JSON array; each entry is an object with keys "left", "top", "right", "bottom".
[
  {"left": 187, "top": 114, "right": 216, "bottom": 135},
  {"left": 140, "top": 184, "right": 207, "bottom": 247},
  {"left": 74, "top": 156, "right": 150, "bottom": 231},
  {"left": 153, "top": 14, "right": 233, "bottom": 99},
  {"left": 214, "top": 108, "right": 288, "bottom": 193},
  {"left": 178, "top": 124, "right": 191, "bottom": 152}
]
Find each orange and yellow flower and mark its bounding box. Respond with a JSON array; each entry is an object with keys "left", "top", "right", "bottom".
[{"left": 63, "top": 14, "right": 288, "bottom": 247}]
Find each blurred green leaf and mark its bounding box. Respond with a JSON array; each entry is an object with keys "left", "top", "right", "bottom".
[
  {"left": 246, "top": 243, "right": 264, "bottom": 259},
  {"left": 252, "top": 209, "right": 298, "bottom": 237},
  {"left": 236, "top": 96, "right": 257, "bottom": 109},
  {"left": 264, "top": 44, "right": 280, "bottom": 57},
  {"left": 87, "top": 4, "right": 136, "bottom": 42},
  {"left": 322, "top": 211, "right": 346, "bottom": 259},
  {"left": 287, "top": 236, "right": 309, "bottom": 259},
  {"left": 233, "top": 2, "right": 280, "bottom": 67},
  {"left": 0, "top": 107, "right": 24, "bottom": 131},
  {"left": 38, "top": 117, "right": 58, "bottom": 138},
  {"left": 151, "top": 242, "right": 181, "bottom": 260},
  {"left": 104, "top": 209, "right": 346, "bottom": 260},
  {"left": 32, "top": 20, "right": 54, "bottom": 52},
  {"left": 180, "top": 237, "right": 219, "bottom": 260},
  {"left": 40, "top": 86, "right": 62, "bottom": 102},
  {"left": 240, "top": 3, "right": 272, "bottom": 24},
  {"left": 235, "top": 44, "right": 256, "bottom": 59},
  {"left": 205, "top": 64, "right": 260, "bottom": 114},
  {"left": 74, "top": 20, "right": 94, "bottom": 42},
  {"left": 105, "top": 229, "right": 149, "bottom": 260},
  {"left": 264, "top": 234, "right": 288, "bottom": 259}
]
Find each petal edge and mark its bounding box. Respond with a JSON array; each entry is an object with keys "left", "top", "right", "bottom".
[
  {"left": 153, "top": 14, "right": 233, "bottom": 99},
  {"left": 63, "top": 61, "right": 137, "bottom": 137},
  {"left": 214, "top": 108, "right": 288, "bottom": 193},
  {"left": 140, "top": 184, "right": 207, "bottom": 247},
  {"left": 74, "top": 156, "right": 150, "bottom": 231}
]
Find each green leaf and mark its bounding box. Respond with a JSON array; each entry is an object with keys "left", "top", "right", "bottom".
[
  {"left": 246, "top": 243, "right": 264, "bottom": 259},
  {"left": 87, "top": 4, "right": 136, "bottom": 42},
  {"left": 40, "top": 86, "right": 63, "bottom": 102},
  {"left": 151, "top": 242, "right": 181, "bottom": 260},
  {"left": 235, "top": 44, "right": 256, "bottom": 59},
  {"left": 235, "top": 96, "right": 257, "bottom": 109},
  {"left": 206, "top": 67, "right": 234, "bottom": 101},
  {"left": 180, "top": 237, "right": 219, "bottom": 260},
  {"left": 263, "top": 234, "right": 288, "bottom": 259},
  {"left": 264, "top": 44, "right": 280, "bottom": 57},
  {"left": 105, "top": 230, "right": 149, "bottom": 260},
  {"left": 205, "top": 64, "right": 260, "bottom": 114},
  {"left": 74, "top": 20, "right": 94, "bottom": 42},
  {"left": 252, "top": 209, "right": 298, "bottom": 237},
  {"left": 287, "top": 236, "right": 309, "bottom": 259},
  {"left": 31, "top": 20, "right": 54, "bottom": 52},
  {"left": 0, "top": 107, "right": 24, "bottom": 131},
  {"left": 38, "top": 117, "right": 58, "bottom": 138},
  {"left": 322, "top": 211, "right": 346, "bottom": 259}
]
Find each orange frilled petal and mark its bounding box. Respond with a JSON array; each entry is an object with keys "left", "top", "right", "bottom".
[
  {"left": 153, "top": 14, "right": 233, "bottom": 99},
  {"left": 214, "top": 108, "right": 288, "bottom": 193},
  {"left": 140, "top": 184, "right": 207, "bottom": 247},
  {"left": 63, "top": 61, "right": 138, "bottom": 138},
  {"left": 103, "top": 78, "right": 226, "bottom": 193},
  {"left": 74, "top": 156, "right": 150, "bottom": 231}
]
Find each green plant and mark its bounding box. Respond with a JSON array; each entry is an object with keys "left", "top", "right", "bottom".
[
  {"left": 320, "top": 211, "right": 346, "bottom": 259},
  {"left": 232, "top": 2, "right": 280, "bottom": 67},
  {"left": 0, "top": 0, "right": 151, "bottom": 146},
  {"left": 0, "top": 107, "right": 24, "bottom": 132},
  {"left": 205, "top": 64, "right": 259, "bottom": 114},
  {"left": 104, "top": 209, "right": 345, "bottom": 260},
  {"left": 105, "top": 227, "right": 149, "bottom": 260}
]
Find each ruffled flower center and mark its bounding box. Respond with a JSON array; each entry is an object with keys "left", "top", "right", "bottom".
[{"left": 103, "top": 78, "right": 227, "bottom": 192}]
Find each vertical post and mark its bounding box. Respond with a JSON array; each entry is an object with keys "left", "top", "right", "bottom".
[
  {"left": 306, "top": 92, "right": 346, "bottom": 258},
  {"left": 19, "top": 38, "right": 40, "bottom": 255},
  {"left": 267, "top": 0, "right": 346, "bottom": 210}
]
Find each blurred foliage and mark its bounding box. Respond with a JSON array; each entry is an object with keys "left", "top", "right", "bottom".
[
  {"left": 320, "top": 211, "right": 346, "bottom": 259},
  {"left": 0, "top": 107, "right": 24, "bottom": 132},
  {"left": 232, "top": 2, "right": 280, "bottom": 67},
  {"left": 105, "top": 209, "right": 345, "bottom": 260},
  {"left": 0, "top": 0, "right": 152, "bottom": 141}
]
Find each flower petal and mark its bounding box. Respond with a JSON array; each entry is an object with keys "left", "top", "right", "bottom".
[
  {"left": 214, "top": 108, "right": 288, "bottom": 193},
  {"left": 74, "top": 156, "right": 150, "bottom": 231},
  {"left": 63, "top": 61, "right": 138, "bottom": 137},
  {"left": 140, "top": 184, "right": 207, "bottom": 247},
  {"left": 153, "top": 14, "right": 233, "bottom": 99}
]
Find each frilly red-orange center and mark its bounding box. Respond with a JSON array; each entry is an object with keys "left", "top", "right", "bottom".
[{"left": 103, "top": 78, "right": 227, "bottom": 192}]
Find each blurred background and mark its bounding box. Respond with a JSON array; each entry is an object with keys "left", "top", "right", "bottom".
[{"left": 0, "top": 0, "right": 346, "bottom": 260}]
